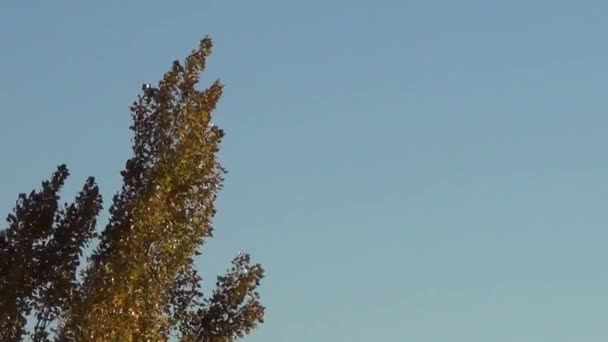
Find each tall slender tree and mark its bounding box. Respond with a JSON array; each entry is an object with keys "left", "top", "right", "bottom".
[{"left": 0, "top": 36, "right": 265, "bottom": 341}]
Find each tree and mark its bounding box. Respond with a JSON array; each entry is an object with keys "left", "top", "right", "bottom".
[{"left": 0, "top": 37, "right": 265, "bottom": 341}]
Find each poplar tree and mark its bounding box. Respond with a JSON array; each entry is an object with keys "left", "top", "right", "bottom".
[{"left": 0, "top": 37, "right": 265, "bottom": 341}]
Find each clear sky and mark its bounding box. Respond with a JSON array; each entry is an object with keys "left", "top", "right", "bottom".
[{"left": 2, "top": 1, "right": 608, "bottom": 341}]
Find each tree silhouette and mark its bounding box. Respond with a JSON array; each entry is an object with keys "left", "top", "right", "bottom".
[{"left": 0, "top": 37, "right": 265, "bottom": 341}]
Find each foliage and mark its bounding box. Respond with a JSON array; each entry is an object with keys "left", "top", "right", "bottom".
[{"left": 0, "top": 37, "right": 265, "bottom": 341}]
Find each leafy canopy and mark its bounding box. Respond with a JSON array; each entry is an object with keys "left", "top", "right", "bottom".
[{"left": 0, "top": 37, "right": 265, "bottom": 342}]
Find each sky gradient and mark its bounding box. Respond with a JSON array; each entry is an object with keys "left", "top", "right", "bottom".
[{"left": 2, "top": 1, "right": 608, "bottom": 341}]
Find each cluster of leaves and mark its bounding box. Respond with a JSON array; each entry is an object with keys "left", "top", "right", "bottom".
[{"left": 0, "top": 37, "right": 264, "bottom": 341}]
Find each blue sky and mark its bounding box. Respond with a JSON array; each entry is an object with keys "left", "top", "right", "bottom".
[{"left": 2, "top": 1, "right": 608, "bottom": 341}]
